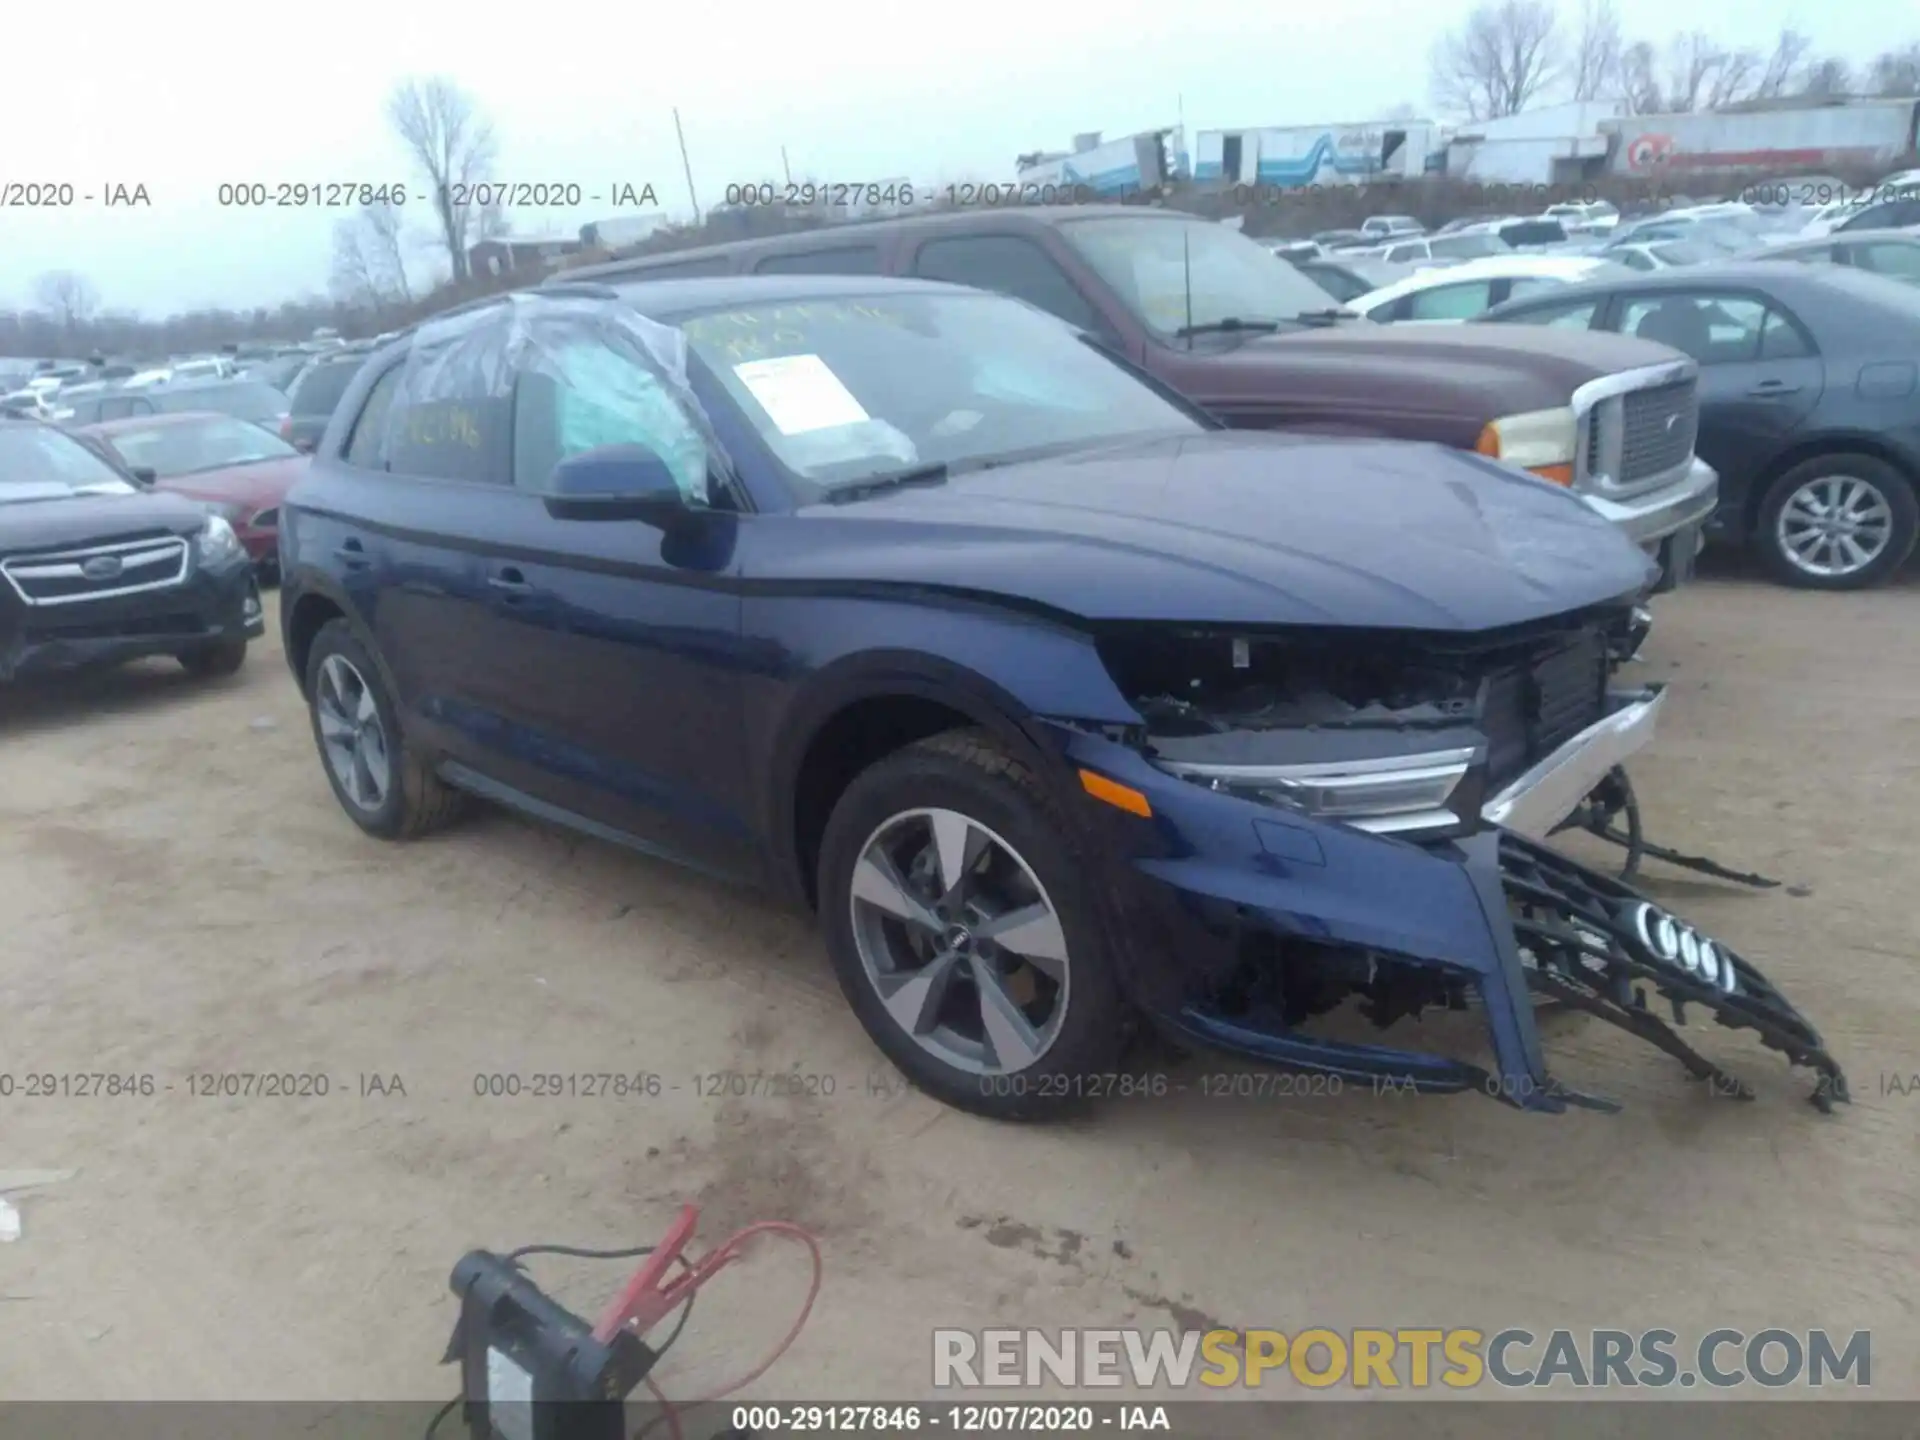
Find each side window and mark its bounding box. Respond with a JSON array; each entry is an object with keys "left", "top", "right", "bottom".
[
  {"left": 1494, "top": 297, "right": 1600, "bottom": 329},
  {"left": 510, "top": 342, "right": 712, "bottom": 505},
  {"left": 344, "top": 365, "right": 405, "bottom": 469},
  {"left": 1622, "top": 293, "right": 1770, "bottom": 364},
  {"left": 1500, "top": 276, "right": 1562, "bottom": 303},
  {"left": 386, "top": 374, "right": 513, "bottom": 486},
  {"left": 1620, "top": 249, "right": 1655, "bottom": 271},
  {"left": 99, "top": 396, "right": 141, "bottom": 420},
  {"left": 1759, "top": 307, "right": 1814, "bottom": 360},
  {"left": 1404, "top": 280, "right": 1496, "bottom": 320},
  {"left": 1854, "top": 242, "right": 1920, "bottom": 281},
  {"left": 753, "top": 247, "right": 883, "bottom": 275},
  {"left": 911, "top": 236, "right": 1098, "bottom": 329},
  {"left": 1385, "top": 242, "right": 1424, "bottom": 263}
]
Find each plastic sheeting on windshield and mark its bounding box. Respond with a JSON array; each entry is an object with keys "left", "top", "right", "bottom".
[{"left": 380, "top": 292, "right": 731, "bottom": 502}]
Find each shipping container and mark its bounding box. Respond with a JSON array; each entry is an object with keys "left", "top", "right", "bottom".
[
  {"left": 1194, "top": 123, "right": 1444, "bottom": 188},
  {"left": 1605, "top": 100, "right": 1920, "bottom": 178},
  {"left": 1015, "top": 128, "right": 1190, "bottom": 196}
]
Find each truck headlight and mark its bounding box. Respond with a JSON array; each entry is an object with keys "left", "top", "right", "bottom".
[
  {"left": 1155, "top": 747, "right": 1477, "bottom": 836},
  {"left": 1475, "top": 407, "right": 1578, "bottom": 487},
  {"left": 196, "top": 515, "right": 245, "bottom": 566}
]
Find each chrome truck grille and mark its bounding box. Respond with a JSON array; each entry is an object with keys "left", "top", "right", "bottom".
[
  {"left": 0, "top": 535, "right": 190, "bottom": 606},
  {"left": 1576, "top": 365, "right": 1700, "bottom": 498}
]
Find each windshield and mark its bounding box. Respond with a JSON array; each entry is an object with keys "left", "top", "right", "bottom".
[
  {"left": 290, "top": 359, "right": 362, "bottom": 415},
  {"left": 106, "top": 415, "right": 296, "bottom": 477},
  {"left": 153, "top": 380, "right": 288, "bottom": 423},
  {"left": 673, "top": 289, "right": 1202, "bottom": 495},
  {"left": 0, "top": 423, "right": 138, "bottom": 501},
  {"left": 1652, "top": 241, "right": 1713, "bottom": 266},
  {"left": 1430, "top": 232, "right": 1509, "bottom": 259},
  {"left": 1061, "top": 215, "right": 1348, "bottom": 335}
]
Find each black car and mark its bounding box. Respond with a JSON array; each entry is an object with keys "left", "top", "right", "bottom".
[
  {"left": 282, "top": 348, "right": 375, "bottom": 453},
  {"left": 1479, "top": 262, "right": 1920, "bottom": 589},
  {"left": 275, "top": 275, "right": 1846, "bottom": 1121},
  {"left": 0, "top": 419, "right": 264, "bottom": 681},
  {"left": 61, "top": 378, "right": 292, "bottom": 430}
]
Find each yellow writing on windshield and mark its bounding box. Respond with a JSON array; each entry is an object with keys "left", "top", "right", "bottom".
[{"left": 680, "top": 301, "right": 909, "bottom": 363}]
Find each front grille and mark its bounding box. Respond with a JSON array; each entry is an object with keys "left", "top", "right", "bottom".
[
  {"left": 27, "top": 612, "right": 204, "bottom": 642},
  {"left": 0, "top": 535, "right": 190, "bottom": 606},
  {"left": 1480, "top": 629, "right": 1609, "bottom": 787},
  {"left": 1618, "top": 379, "right": 1697, "bottom": 483}
]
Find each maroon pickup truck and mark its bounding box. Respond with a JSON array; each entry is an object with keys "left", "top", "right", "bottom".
[{"left": 564, "top": 205, "right": 1718, "bottom": 586}]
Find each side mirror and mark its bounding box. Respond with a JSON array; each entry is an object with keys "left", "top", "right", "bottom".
[
  {"left": 541, "top": 443, "right": 693, "bottom": 525},
  {"left": 130, "top": 466, "right": 157, "bottom": 485}
]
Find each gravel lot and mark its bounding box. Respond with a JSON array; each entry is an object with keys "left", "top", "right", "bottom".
[{"left": 2, "top": 557, "right": 1915, "bottom": 1405}]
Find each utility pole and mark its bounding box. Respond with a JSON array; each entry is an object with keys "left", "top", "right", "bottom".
[
  {"left": 781, "top": 146, "right": 793, "bottom": 186},
  {"left": 673, "top": 108, "right": 701, "bottom": 222}
]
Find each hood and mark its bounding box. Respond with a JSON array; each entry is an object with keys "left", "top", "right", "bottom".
[
  {"left": 1192, "top": 323, "right": 1686, "bottom": 418},
  {"left": 769, "top": 432, "right": 1656, "bottom": 633},
  {"left": 0, "top": 486, "right": 211, "bottom": 555},
  {"left": 155, "top": 455, "right": 307, "bottom": 510}
]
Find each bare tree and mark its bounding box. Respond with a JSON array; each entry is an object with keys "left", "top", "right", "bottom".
[
  {"left": 1755, "top": 28, "right": 1815, "bottom": 100},
  {"left": 361, "top": 202, "right": 414, "bottom": 303},
  {"left": 1429, "top": 0, "right": 1561, "bottom": 121},
  {"left": 1704, "top": 46, "right": 1762, "bottom": 109},
  {"left": 1800, "top": 56, "right": 1855, "bottom": 98},
  {"left": 32, "top": 271, "right": 100, "bottom": 330},
  {"left": 329, "top": 221, "right": 385, "bottom": 309},
  {"left": 387, "top": 77, "right": 497, "bottom": 284},
  {"left": 1869, "top": 43, "right": 1920, "bottom": 97},
  {"left": 1570, "top": 0, "right": 1623, "bottom": 102},
  {"left": 1618, "top": 40, "right": 1667, "bottom": 113},
  {"left": 474, "top": 197, "right": 511, "bottom": 244}
]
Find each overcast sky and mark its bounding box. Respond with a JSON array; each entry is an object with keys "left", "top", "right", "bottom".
[{"left": 0, "top": 0, "right": 1907, "bottom": 318}]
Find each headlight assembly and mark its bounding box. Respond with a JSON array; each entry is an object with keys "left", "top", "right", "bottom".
[
  {"left": 1475, "top": 407, "right": 1578, "bottom": 487},
  {"left": 1155, "top": 747, "right": 1476, "bottom": 837},
  {"left": 195, "top": 515, "right": 245, "bottom": 566}
]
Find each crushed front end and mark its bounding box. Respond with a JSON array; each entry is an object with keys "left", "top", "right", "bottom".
[{"left": 1054, "top": 611, "right": 1848, "bottom": 1113}]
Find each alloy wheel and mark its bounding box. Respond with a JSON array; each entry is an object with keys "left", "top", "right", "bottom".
[
  {"left": 315, "top": 653, "right": 391, "bottom": 812},
  {"left": 1775, "top": 474, "right": 1895, "bottom": 579},
  {"left": 848, "top": 807, "right": 1071, "bottom": 1076}
]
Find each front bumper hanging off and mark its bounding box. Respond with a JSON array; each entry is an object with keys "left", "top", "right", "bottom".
[
  {"left": 1156, "top": 824, "right": 1848, "bottom": 1116},
  {"left": 1497, "top": 831, "right": 1848, "bottom": 1113}
]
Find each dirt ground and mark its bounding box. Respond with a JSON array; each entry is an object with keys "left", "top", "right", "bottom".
[{"left": 1, "top": 555, "right": 1915, "bottom": 1408}]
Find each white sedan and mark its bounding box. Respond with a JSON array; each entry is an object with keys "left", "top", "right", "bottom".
[{"left": 1348, "top": 254, "right": 1636, "bottom": 323}]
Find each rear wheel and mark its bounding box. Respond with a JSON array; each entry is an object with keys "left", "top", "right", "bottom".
[
  {"left": 1755, "top": 454, "right": 1917, "bottom": 590},
  {"left": 816, "top": 730, "right": 1126, "bottom": 1120}
]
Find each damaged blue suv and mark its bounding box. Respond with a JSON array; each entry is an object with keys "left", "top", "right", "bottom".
[{"left": 278, "top": 276, "right": 1847, "bottom": 1120}]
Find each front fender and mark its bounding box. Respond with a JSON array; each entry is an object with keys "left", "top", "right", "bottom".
[{"left": 747, "top": 593, "right": 1136, "bottom": 905}]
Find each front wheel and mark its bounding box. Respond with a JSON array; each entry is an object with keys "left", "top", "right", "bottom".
[
  {"left": 1755, "top": 454, "right": 1918, "bottom": 590},
  {"left": 816, "top": 730, "right": 1127, "bottom": 1120},
  {"left": 303, "top": 620, "right": 464, "bottom": 839}
]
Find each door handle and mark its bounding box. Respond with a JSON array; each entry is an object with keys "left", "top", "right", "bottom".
[
  {"left": 488, "top": 568, "right": 535, "bottom": 595},
  {"left": 1747, "top": 380, "right": 1802, "bottom": 397},
  {"left": 333, "top": 540, "right": 370, "bottom": 569}
]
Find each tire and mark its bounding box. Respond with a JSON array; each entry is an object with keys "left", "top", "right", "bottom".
[
  {"left": 1754, "top": 453, "right": 1918, "bottom": 591},
  {"left": 816, "top": 728, "right": 1127, "bottom": 1121},
  {"left": 178, "top": 638, "right": 248, "bottom": 678},
  {"left": 303, "top": 619, "right": 464, "bottom": 840}
]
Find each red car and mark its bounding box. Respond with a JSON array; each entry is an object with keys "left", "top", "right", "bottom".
[{"left": 77, "top": 410, "right": 308, "bottom": 577}]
